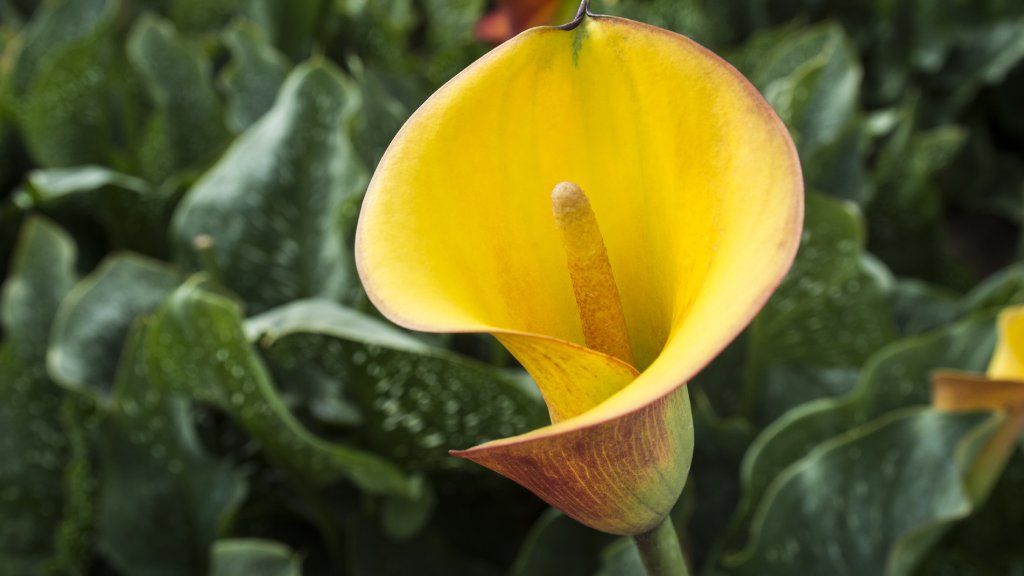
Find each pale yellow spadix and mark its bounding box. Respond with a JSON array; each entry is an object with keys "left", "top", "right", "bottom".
[
  {"left": 551, "top": 181, "right": 634, "bottom": 366},
  {"left": 357, "top": 12, "right": 802, "bottom": 534}
]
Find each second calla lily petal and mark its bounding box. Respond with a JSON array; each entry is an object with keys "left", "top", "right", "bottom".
[
  {"left": 932, "top": 306, "right": 1024, "bottom": 499},
  {"left": 357, "top": 12, "right": 802, "bottom": 535},
  {"left": 933, "top": 306, "right": 1024, "bottom": 411}
]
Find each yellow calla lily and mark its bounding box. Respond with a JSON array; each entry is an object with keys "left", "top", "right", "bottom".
[
  {"left": 932, "top": 306, "right": 1024, "bottom": 499},
  {"left": 356, "top": 8, "right": 802, "bottom": 536}
]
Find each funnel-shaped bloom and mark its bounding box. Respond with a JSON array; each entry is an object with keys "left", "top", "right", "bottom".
[
  {"left": 357, "top": 12, "right": 802, "bottom": 535},
  {"left": 932, "top": 306, "right": 1024, "bottom": 498}
]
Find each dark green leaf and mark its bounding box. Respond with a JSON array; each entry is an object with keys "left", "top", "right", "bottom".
[
  {"left": 380, "top": 481, "right": 435, "bottom": 541},
  {"left": 740, "top": 23, "right": 861, "bottom": 159},
  {"left": 127, "top": 14, "right": 230, "bottom": 183},
  {"left": 746, "top": 193, "right": 896, "bottom": 423},
  {"left": 722, "top": 258, "right": 1024, "bottom": 566},
  {"left": 594, "top": 538, "right": 645, "bottom": 576},
  {"left": 219, "top": 20, "right": 291, "bottom": 133},
  {"left": 97, "top": 323, "right": 247, "bottom": 576},
  {"left": 346, "top": 513, "right": 499, "bottom": 576},
  {"left": 145, "top": 281, "right": 417, "bottom": 496},
  {"left": 242, "top": 0, "right": 328, "bottom": 60},
  {"left": 598, "top": 537, "right": 643, "bottom": 573},
  {"left": 246, "top": 299, "right": 548, "bottom": 472},
  {"left": 48, "top": 255, "right": 180, "bottom": 398},
  {"left": 727, "top": 409, "right": 997, "bottom": 576},
  {"left": 922, "top": 16, "right": 1024, "bottom": 120},
  {"left": 723, "top": 313, "right": 998, "bottom": 565},
  {"left": 334, "top": 0, "right": 419, "bottom": 78},
  {"left": 686, "top": 389, "right": 755, "bottom": 567},
  {"left": 867, "top": 107, "right": 968, "bottom": 286},
  {"left": 961, "top": 264, "right": 1024, "bottom": 311},
  {"left": 509, "top": 509, "right": 615, "bottom": 576},
  {"left": 803, "top": 120, "right": 872, "bottom": 204},
  {"left": 1, "top": 217, "right": 78, "bottom": 355},
  {"left": 18, "top": 1, "right": 121, "bottom": 167},
  {"left": 171, "top": 61, "right": 366, "bottom": 313},
  {"left": 24, "top": 166, "right": 174, "bottom": 256},
  {"left": 942, "top": 128, "right": 1024, "bottom": 231},
  {"left": 0, "top": 348, "right": 74, "bottom": 576},
  {"left": 887, "top": 279, "right": 960, "bottom": 337},
  {"left": 9, "top": 0, "right": 114, "bottom": 95},
  {"left": 210, "top": 539, "right": 302, "bottom": 576},
  {"left": 0, "top": 111, "right": 28, "bottom": 196},
  {"left": 918, "top": 450, "right": 1024, "bottom": 574},
  {"left": 601, "top": 0, "right": 735, "bottom": 46},
  {"left": 50, "top": 398, "right": 97, "bottom": 576},
  {"left": 169, "top": 0, "right": 244, "bottom": 33},
  {"left": 348, "top": 60, "right": 416, "bottom": 168},
  {"left": 418, "top": 0, "right": 488, "bottom": 85},
  {"left": 0, "top": 217, "right": 81, "bottom": 574}
]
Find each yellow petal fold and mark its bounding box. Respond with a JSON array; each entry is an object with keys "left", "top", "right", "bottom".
[
  {"left": 357, "top": 14, "right": 802, "bottom": 534},
  {"left": 931, "top": 370, "right": 1024, "bottom": 499},
  {"left": 932, "top": 371, "right": 1024, "bottom": 412},
  {"left": 497, "top": 333, "right": 637, "bottom": 423},
  {"left": 451, "top": 384, "right": 693, "bottom": 535}
]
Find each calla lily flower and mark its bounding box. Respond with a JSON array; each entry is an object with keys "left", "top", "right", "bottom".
[
  {"left": 356, "top": 8, "right": 802, "bottom": 535},
  {"left": 932, "top": 306, "right": 1024, "bottom": 498}
]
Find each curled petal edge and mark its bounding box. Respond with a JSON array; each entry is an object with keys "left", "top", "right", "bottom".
[{"left": 452, "top": 382, "right": 692, "bottom": 535}]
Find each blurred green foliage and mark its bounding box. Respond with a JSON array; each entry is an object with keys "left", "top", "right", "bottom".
[{"left": 0, "top": 0, "right": 1023, "bottom": 574}]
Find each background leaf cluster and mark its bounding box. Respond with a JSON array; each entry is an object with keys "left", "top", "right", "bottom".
[{"left": 1, "top": 0, "right": 1022, "bottom": 574}]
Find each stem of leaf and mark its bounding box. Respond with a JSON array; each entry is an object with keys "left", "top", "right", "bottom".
[
  {"left": 633, "top": 519, "right": 690, "bottom": 576},
  {"left": 192, "top": 234, "right": 223, "bottom": 285}
]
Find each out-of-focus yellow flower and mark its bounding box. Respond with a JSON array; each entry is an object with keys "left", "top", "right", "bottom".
[
  {"left": 933, "top": 306, "right": 1024, "bottom": 498},
  {"left": 357, "top": 10, "right": 802, "bottom": 535}
]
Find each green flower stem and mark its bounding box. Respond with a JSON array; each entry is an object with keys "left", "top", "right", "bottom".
[{"left": 633, "top": 519, "right": 690, "bottom": 576}]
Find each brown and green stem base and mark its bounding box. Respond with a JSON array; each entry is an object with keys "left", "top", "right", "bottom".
[{"left": 633, "top": 519, "right": 690, "bottom": 576}]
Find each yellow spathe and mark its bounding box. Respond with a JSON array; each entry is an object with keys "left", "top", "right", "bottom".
[
  {"left": 356, "top": 13, "right": 802, "bottom": 533},
  {"left": 358, "top": 15, "right": 801, "bottom": 424}
]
